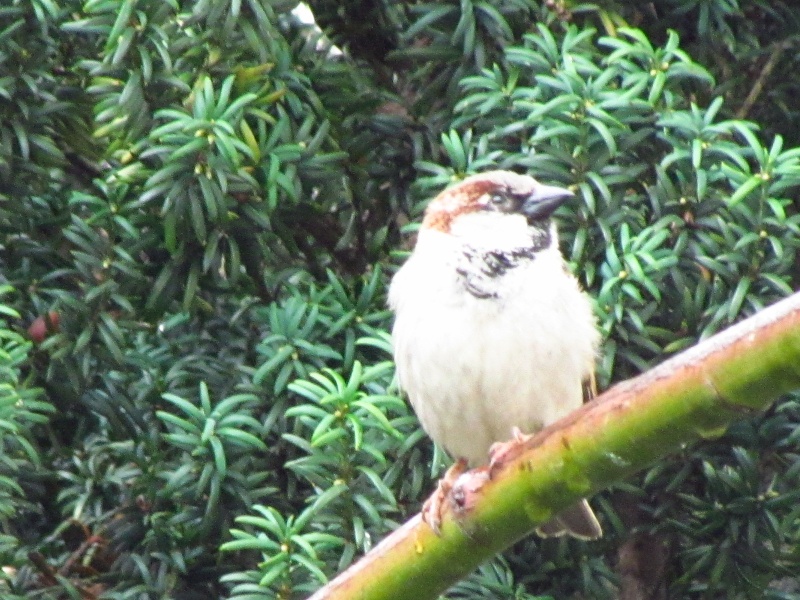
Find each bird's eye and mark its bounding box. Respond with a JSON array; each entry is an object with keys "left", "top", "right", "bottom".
[{"left": 489, "top": 193, "right": 506, "bottom": 206}]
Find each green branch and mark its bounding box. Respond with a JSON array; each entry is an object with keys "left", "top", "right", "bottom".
[{"left": 307, "top": 291, "right": 800, "bottom": 600}]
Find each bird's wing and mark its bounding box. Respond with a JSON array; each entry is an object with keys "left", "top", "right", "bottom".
[{"left": 582, "top": 370, "right": 597, "bottom": 404}]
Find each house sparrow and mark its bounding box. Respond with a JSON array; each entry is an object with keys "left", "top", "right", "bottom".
[{"left": 389, "top": 170, "right": 602, "bottom": 539}]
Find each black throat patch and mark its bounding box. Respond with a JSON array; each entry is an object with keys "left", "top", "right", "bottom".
[{"left": 456, "top": 227, "right": 551, "bottom": 299}]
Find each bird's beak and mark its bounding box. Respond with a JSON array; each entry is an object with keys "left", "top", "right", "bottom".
[{"left": 521, "top": 184, "right": 574, "bottom": 220}]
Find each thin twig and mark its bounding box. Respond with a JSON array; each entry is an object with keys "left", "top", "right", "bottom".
[
  {"left": 28, "top": 552, "right": 99, "bottom": 600},
  {"left": 736, "top": 39, "right": 794, "bottom": 120}
]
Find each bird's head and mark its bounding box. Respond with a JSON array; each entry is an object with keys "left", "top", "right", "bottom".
[{"left": 421, "top": 171, "right": 574, "bottom": 238}]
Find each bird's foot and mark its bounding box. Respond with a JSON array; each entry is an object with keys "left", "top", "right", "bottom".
[
  {"left": 488, "top": 426, "right": 533, "bottom": 475},
  {"left": 511, "top": 425, "right": 532, "bottom": 443},
  {"left": 422, "top": 457, "right": 469, "bottom": 535}
]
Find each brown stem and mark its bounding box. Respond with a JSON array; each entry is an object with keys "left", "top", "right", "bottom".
[{"left": 735, "top": 39, "right": 794, "bottom": 120}]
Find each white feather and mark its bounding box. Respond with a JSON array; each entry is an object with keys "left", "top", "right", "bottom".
[{"left": 389, "top": 213, "right": 599, "bottom": 466}]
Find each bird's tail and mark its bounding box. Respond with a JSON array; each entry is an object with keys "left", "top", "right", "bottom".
[{"left": 536, "top": 499, "right": 602, "bottom": 540}]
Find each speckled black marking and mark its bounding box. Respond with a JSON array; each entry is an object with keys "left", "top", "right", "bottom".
[{"left": 456, "top": 227, "right": 552, "bottom": 299}]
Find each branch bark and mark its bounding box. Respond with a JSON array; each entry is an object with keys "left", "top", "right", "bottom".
[{"left": 307, "top": 292, "right": 800, "bottom": 600}]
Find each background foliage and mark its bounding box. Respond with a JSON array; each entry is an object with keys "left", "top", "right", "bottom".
[{"left": 2, "top": 0, "right": 800, "bottom": 598}]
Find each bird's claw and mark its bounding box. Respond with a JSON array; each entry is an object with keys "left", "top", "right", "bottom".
[
  {"left": 488, "top": 427, "right": 534, "bottom": 473},
  {"left": 421, "top": 458, "right": 469, "bottom": 534}
]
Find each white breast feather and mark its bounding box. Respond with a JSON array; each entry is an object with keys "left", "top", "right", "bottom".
[{"left": 389, "top": 228, "right": 599, "bottom": 466}]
